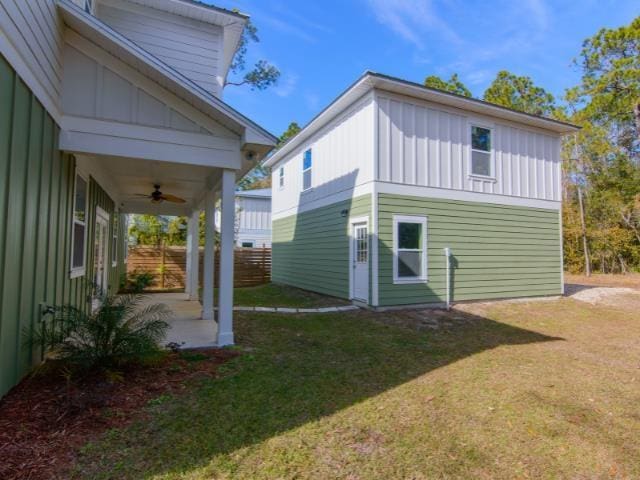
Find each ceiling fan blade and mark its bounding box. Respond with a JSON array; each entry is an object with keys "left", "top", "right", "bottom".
[
  {"left": 160, "top": 194, "right": 186, "bottom": 204},
  {"left": 133, "top": 193, "right": 152, "bottom": 198}
]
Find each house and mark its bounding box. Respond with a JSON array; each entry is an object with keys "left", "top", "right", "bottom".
[
  {"left": 0, "top": 0, "right": 276, "bottom": 397},
  {"left": 234, "top": 188, "right": 272, "bottom": 248},
  {"left": 265, "top": 72, "right": 578, "bottom": 308},
  {"left": 214, "top": 188, "right": 272, "bottom": 247}
]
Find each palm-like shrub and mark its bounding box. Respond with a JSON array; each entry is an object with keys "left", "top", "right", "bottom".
[{"left": 32, "top": 294, "right": 172, "bottom": 370}]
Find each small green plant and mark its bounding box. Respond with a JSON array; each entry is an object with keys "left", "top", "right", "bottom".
[
  {"left": 29, "top": 294, "right": 172, "bottom": 371},
  {"left": 128, "top": 270, "right": 155, "bottom": 293}
]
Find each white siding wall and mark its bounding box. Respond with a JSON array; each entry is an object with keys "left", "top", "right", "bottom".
[
  {"left": 238, "top": 197, "right": 272, "bottom": 232},
  {"left": 0, "top": 0, "right": 63, "bottom": 116},
  {"left": 96, "top": 0, "right": 223, "bottom": 96},
  {"left": 62, "top": 41, "right": 234, "bottom": 137},
  {"left": 272, "top": 93, "right": 375, "bottom": 219},
  {"left": 376, "top": 92, "right": 562, "bottom": 201}
]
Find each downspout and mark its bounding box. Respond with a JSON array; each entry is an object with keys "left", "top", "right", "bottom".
[{"left": 444, "top": 247, "right": 452, "bottom": 310}]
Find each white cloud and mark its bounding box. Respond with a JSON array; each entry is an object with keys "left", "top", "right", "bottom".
[
  {"left": 304, "top": 93, "right": 320, "bottom": 111},
  {"left": 365, "top": 0, "right": 462, "bottom": 49},
  {"left": 274, "top": 72, "right": 298, "bottom": 98}
]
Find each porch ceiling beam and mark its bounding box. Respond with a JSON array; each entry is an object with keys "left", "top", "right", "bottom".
[
  {"left": 119, "top": 202, "right": 190, "bottom": 216},
  {"left": 60, "top": 116, "right": 242, "bottom": 169}
]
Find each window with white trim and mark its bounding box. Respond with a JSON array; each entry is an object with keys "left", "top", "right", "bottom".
[
  {"left": 393, "top": 215, "right": 427, "bottom": 284},
  {"left": 112, "top": 213, "right": 118, "bottom": 267},
  {"left": 470, "top": 125, "right": 492, "bottom": 177},
  {"left": 278, "top": 166, "right": 284, "bottom": 189},
  {"left": 302, "top": 149, "right": 312, "bottom": 191},
  {"left": 70, "top": 170, "right": 88, "bottom": 277}
]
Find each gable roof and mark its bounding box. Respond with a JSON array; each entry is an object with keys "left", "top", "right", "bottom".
[
  {"left": 265, "top": 71, "right": 579, "bottom": 168},
  {"left": 59, "top": 0, "right": 277, "bottom": 148}
]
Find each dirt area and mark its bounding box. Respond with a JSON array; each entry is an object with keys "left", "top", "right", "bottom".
[
  {"left": 565, "top": 273, "right": 640, "bottom": 308},
  {"left": 0, "top": 349, "right": 238, "bottom": 480}
]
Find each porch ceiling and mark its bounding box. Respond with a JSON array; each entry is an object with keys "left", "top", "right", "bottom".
[{"left": 79, "top": 154, "right": 223, "bottom": 216}]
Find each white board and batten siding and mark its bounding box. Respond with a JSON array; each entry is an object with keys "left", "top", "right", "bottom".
[
  {"left": 237, "top": 195, "right": 272, "bottom": 248},
  {"left": 376, "top": 92, "right": 562, "bottom": 202},
  {"left": 96, "top": 0, "right": 223, "bottom": 96},
  {"left": 0, "top": 0, "right": 63, "bottom": 118},
  {"left": 271, "top": 93, "right": 376, "bottom": 220}
]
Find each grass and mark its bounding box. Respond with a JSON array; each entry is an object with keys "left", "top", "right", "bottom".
[
  {"left": 73, "top": 294, "right": 640, "bottom": 479},
  {"left": 215, "top": 283, "right": 350, "bottom": 308}
]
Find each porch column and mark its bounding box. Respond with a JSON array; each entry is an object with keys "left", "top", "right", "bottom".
[
  {"left": 185, "top": 210, "right": 199, "bottom": 301},
  {"left": 201, "top": 189, "right": 217, "bottom": 320},
  {"left": 217, "top": 169, "right": 235, "bottom": 345}
]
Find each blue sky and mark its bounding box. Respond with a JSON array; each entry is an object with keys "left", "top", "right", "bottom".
[{"left": 212, "top": 0, "right": 638, "bottom": 138}]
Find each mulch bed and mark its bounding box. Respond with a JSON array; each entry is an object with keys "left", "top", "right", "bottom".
[{"left": 0, "top": 348, "right": 239, "bottom": 480}]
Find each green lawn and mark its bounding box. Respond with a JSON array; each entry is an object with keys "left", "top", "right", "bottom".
[
  {"left": 75, "top": 295, "right": 640, "bottom": 479},
  {"left": 216, "top": 283, "right": 350, "bottom": 308}
]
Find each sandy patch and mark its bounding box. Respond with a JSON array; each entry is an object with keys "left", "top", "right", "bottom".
[{"left": 569, "top": 286, "right": 639, "bottom": 305}]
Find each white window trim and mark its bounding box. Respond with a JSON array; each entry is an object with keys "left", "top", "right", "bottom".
[
  {"left": 468, "top": 122, "right": 496, "bottom": 181},
  {"left": 302, "top": 149, "right": 312, "bottom": 192},
  {"left": 70, "top": 168, "right": 89, "bottom": 279},
  {"left": 392, "top": 214, "right": 428, "bottom": 285},
  {"left": 278, "top": 166, "right": 284, "bottom": 190}
]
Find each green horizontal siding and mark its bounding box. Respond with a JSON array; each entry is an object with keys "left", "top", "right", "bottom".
[
  {"left": 0, "top": 55, "right": 123, "bottom": 398},
  {"left": 377, "top": 193, "right": 561, "bottom": 306},
  {"left": 272, "top": 195, "right": 371, "bottom": 300}
]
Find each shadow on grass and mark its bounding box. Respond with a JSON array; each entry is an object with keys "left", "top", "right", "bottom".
[{"left": 76, "top": 308, "right": 563, "bottom": 479}]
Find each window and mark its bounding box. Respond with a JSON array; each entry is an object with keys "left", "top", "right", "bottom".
[
  {"left": 470, "top": 125, "right": 492, "bottom": 177},
  {"left": 278, "top": 166, "right": 284, "bottom": 189},
  {"left": 70, "top": 170, "right": 88, "bottom": 277},
  {"left": 302, "top": 149, "right": 312, "bottom": 191},
  {"left": 241, "top": 241, "right": 254, "bottom": 248},
  {"left": 393, "top": 215, "right": 427, "bottom": 284},
  {"left": 112, "top": 213, "right": 118, "bottom": 267}
]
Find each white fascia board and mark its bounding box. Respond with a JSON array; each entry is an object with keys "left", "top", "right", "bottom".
[{"left": 57, "top": 0, "right": 276, "bottom": 145}]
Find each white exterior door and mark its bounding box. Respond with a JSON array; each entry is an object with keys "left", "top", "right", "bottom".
[
  {"left": 352, "top": 222, "right": 369, "bottom": 302},
  {"left": 93, "top": 208, "right": 109, "bottom": 304}
]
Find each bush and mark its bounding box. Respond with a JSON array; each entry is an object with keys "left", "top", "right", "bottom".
[
  {"left": 30, "top": 294, "right": 172, "bottom": 371},
  {"left": 127, "top": 270, "right": 155, "bottom": 293}
]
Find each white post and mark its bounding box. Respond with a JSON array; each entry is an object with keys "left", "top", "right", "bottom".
[
  {"left": 217, "top": 169, "right": 235, "bottom": 345},
  {"left": 185, "top": 211, "right": 199, "bottom": 300},
  {"left": 201, "top": 189, "right": 216, "bottom": 320}
]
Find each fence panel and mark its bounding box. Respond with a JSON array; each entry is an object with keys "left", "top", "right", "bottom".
[{"left": 126, "top": 245, "right": 271, "bottom": 289}]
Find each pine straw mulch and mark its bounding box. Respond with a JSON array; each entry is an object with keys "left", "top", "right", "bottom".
[{"left": 0, "top": 348, "right": 239, "bottom": 480}]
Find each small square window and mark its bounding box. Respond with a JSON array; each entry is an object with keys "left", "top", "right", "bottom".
[{"left": 241, "top": 241, "right": 254, "bottom": 248}]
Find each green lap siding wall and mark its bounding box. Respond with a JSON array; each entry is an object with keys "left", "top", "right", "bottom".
[
  {"left": 272, "top": 195, "right": 371, "bottom": 300},
  {"left": 0, "top": 55, "right": 125, "bottom": 397},
  {"left": 377, "top": 193, "right": 562, "bottom": 306}
]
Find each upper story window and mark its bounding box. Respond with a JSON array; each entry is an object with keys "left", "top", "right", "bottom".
[
  {"left": 279, "top": 166, "right": 284, "bottom": 189},
  {"left": 470, "top": 125, "right": 492, "bottom": 177},
  {"left": 70, "top": 169, "right": 88, "bottom": 278},
  {"left": 84, "top": 0, "right": 94, "bottom": 14},
  {"left": 302, "top": 149, "right": 312, "bottom": 191}
]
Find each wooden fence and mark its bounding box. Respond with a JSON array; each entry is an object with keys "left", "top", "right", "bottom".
[{"left": 126, "top": 245, "right": 271, "bottom": 289}]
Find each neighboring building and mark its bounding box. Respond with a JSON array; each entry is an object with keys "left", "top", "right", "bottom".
[
  {"left": 0, "top": 0, "right": 276, "bottom": 397},
  {"left": 265, "top": 72, "right": 578, "bottom": 308},
  {"left": 235, "top": 189, "right": 272, "bottom": 248}
]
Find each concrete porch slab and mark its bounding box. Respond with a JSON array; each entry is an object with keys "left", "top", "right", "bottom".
[{"left": 139, "top": 293, "right": 218, "bottom": 349}]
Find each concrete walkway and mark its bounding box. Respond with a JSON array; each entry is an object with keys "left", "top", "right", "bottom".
[{"left": 140, "top": 293, "right": 360, "bottom": 349}]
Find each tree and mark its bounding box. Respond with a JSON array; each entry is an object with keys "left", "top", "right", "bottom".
[
  {"left": 424, "top": 73, "right": 471, "bottom": 97},
  {"left": 278, "top": 121, "right": 302, "bottom": 146},
  {"left": 238, "top": 121, "right": 302, "bottom": 190},
  {"left": 225, "top": 17, "right": 280, "bottom": 91},
  {"left": 483, "top": 70, "right": 556, "bottom": 116},
  {"left": 572, "top": 17, "right": 640, "bottom": 154}
]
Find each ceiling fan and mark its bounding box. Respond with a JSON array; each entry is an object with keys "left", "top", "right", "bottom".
[{"left": 135, "top": 184, "right": 186, "bottom": 204}]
